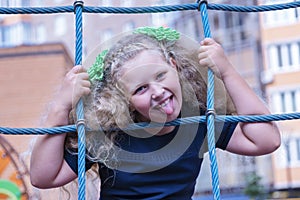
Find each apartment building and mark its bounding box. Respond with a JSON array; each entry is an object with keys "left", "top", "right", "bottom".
[
  {"left": 0, "top": 0, "right": 156, "bottom": 58},
  {"left": 259, "top": 0, "right": 300, "bottom": 198}
]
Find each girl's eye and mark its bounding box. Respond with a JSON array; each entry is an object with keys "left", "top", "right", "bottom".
[
  {"left": 134, "top": 85, "right": 147, "bottom": 95},
  {"left": 156, "top": 72, "right": 166, "bottom": 80}
]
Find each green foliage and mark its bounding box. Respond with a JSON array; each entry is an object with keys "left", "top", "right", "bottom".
[{"left": 244, "top": 172, "right": 266, "bottom": 200}]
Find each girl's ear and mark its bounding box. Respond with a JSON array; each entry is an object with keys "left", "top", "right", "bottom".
[
  {"left": 169, "top": 57, "right": 177, "bottom": 69},
  {"left": 129, "top": 104, "right": 136, "bottom": 112}
]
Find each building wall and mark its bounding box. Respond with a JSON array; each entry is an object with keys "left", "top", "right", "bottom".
[
  {"left": 0, "top": 43, "right": 73, "bottom": 199},
  {"left": 259, "top": 0, "right": 300, "bottom": 196}
]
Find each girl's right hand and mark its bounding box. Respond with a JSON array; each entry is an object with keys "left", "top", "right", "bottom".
[{"left": 56, "top": 65, "right": 91, "bottom": 113}]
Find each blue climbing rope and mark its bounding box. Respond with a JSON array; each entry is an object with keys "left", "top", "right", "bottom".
[
  {"left": 199, "top": 1, "right": 220, "bottom": 199},
  {"left": 1, "top": 112, "right": 300, "bottom": 135},
  {"left": 2, "top": 112, "right": 300, "bottom": 134},
  {"left": 1, "top": 1, "right": 300, "bottom": 200},
  {"left": 0, "top": 1, "right": 300, "bottom": 14},
  {"left": 74, "top": 1, "right": 86, "bottom": 200}
]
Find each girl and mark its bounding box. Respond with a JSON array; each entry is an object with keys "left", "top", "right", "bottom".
[{"left": 30, "top": 27, "right": 280, "bottom": 199}]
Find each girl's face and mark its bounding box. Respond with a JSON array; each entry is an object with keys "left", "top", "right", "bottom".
[{"left": 119, "top": 50, "right": 182, "bottom": 123}]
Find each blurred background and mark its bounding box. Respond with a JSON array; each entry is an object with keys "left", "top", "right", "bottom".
[{"left": 0, "top": 0, "right": 300, "bottom": 199}]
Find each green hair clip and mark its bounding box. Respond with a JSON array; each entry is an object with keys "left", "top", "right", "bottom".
[
  {"left": 133, "top": 26, "right": 180, "bottom": 41},
  {"left": 87, "top": 49, "right": 108, "bottom": 82}
]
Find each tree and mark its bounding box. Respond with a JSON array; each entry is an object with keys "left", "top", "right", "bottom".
[{"left": 244, "top": 172, "right": 266, "bottom": 200}]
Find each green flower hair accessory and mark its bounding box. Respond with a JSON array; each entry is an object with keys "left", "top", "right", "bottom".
[
  {"left": 133, "top": 26, "right": 180, "bottom": 41},
  {"left": 88, "top": 49, "right": 108, "bottom": 82}
]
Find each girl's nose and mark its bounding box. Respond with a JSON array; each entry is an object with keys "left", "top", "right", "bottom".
[{"left": 151, "top": 85, "right": 165, "bottom": 100}]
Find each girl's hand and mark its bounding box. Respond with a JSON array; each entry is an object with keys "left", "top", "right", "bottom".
[
  {"left": 198, "top": 40, "right": 281, "bottom": 156},
  {"left": 56, "top": 65, "right": 91, "bottom": 112},
  {"left": 198, "top": 38, "right": 234, "bottom": 79}
]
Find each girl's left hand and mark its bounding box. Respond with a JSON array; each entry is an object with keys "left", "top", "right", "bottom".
[{"left": 198, "top": 38, "right": 234, "bottom": 79}]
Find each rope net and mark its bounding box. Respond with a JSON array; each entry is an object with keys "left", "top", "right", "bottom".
[{"left": 1, "top": 1, "right": 300, "bottom": 200}]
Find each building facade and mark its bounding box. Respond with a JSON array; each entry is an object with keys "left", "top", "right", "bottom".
[
  {"left": 259, "top": 0, "right": 300, "bottom": 198},
  {"left": 0, "top": 0, "right": 156, "bottom": 59},
  {"left": 0, "top": 43, "right": 73, "bottom": 199}
]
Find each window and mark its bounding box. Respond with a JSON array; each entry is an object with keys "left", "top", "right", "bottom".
[
  {"left": 31, "top": 0, "right": 43, "bottom": 6},
  {"left": 0, "top": 0, "right": 30, "bottom": 7},
  {"left": 291, "top": 91, "right": 297, "bottom": 112},
  {"left": 22, "top": 22, "right": 31, "bottom": 44},
  {"left": 102, "top": 0, "right": 112, "bottom": 6},
  {"left": 0, "top": 22, "right": 32, "bottom": 47},
  {"left": 151, "top": 0, "right": 178, "bottom": 27},
  {"left": 21, "top": 0, "right": 30, "bottom": 7},
  {"left": 263, "top": 0, "right": 299, "bottom": 27},
  {"left": 276, "top": 136, "right": 300, "bottom": 168},
  {"left": 151, "top": 13, "right": 167, "bottom": 27},
  {"left": 267, "top": 41, "right": 300, "bottom": 72},
  {"left": 211, "top": 11, "right": 250, "bottom": 47},
  {"left": 54, "top": 0, "right": 64, "bottom": 3},
  {"left": 55, "top": 16, "right": 66, "bottom": 36},
  {"left": 0, "top": 0, "right": 9, "bottom": 7},
  {"left": 123, "top": 21, "right": 135, "bottom": 32},
  {"left": 185, "top": 19, "right": 197, "bottom": 40},
  {"left": 280, "top": 92, "right": 286, "bottom": 113},
  {"left": 270, "top": 89, "right": 300, "bottom": 113},
  {"left": 277, "top": 45, "right": 283, "bottom": 68},
  {"left": 121, "top": 1, "right": 132, "bottom": 7},
  {"left": 286, "top": 137, "right": 300, "bottom": 166},
  {"left": 36, "top": 24, "right": 46, "bottom": 43},
  {"left": 102, "top": 29, "right": 113, "bottom": 43},
  {"left": 0, "top": 27, "right": 3, "bottom": 46},
  {"left": 297, "top": 139, "right": 300, "bottom": 161}
]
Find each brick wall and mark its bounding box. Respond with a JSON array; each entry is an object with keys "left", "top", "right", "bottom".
[{"left": 0, "top": 43, "right": 73, "bottom": 199}]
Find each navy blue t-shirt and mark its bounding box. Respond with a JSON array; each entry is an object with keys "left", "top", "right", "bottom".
[{"left": 65, "top": 120, "right": 237, "bottom": 200}]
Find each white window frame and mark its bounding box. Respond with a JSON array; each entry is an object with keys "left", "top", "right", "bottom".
[
  {"left": 123, "top": 21, "right": 135, "bottom": 32},
  {"left": 266, "top": 41, "right": 300, "bottom": 73},
  {"left": 275, "top": 135, "right": 300, "bottom": 168},
  {"left": 101, "top": 29, "right": 113, "bottom": 43},
  {"left": 36, "top": 23, "right": 46, "bottom": 43},
  {"left": 262, "top": 0, "right": 299, "bottom": 27},
  {"left": 270, "top": 89, "right": 300, "bottom": 113},
  {"left": 55, "top": 16, "right": 67, "bottom": 36}
]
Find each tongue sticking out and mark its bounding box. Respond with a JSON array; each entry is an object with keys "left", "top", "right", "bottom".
[{"left": 161, "top": 98, "right": 174, "bottom": 115}]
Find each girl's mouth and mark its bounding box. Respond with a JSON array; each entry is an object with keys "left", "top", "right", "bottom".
[
  {"left": 159, "top": 98, "right": 170, "bottom": 108},
  {"left": 158, "top": 96, "right": 174, "bottom": 115}
]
